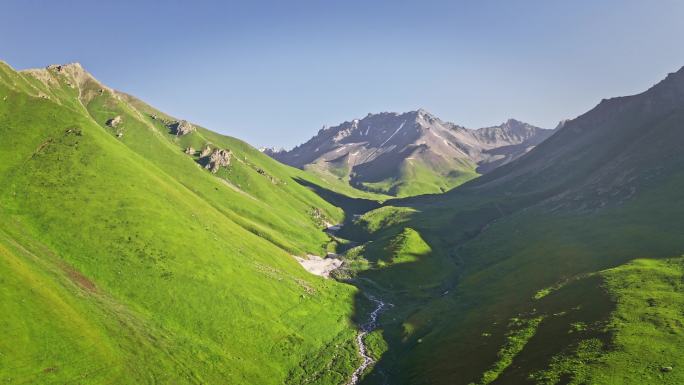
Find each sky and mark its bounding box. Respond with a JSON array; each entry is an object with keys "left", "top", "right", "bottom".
[{"left": 2, "top": 0, "right": 684, "bottom": 148}]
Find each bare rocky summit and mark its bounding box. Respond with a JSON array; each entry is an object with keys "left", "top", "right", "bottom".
[{"left": 265, "top": 109, "right": 553, "bottom": 195}]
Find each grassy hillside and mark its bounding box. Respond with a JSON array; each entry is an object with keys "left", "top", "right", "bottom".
[
  {"left": 0, "top": 61, "right": 364, "bottom": 384},
  {"left": 530, "top": 256, "right": 684, "bottom": 384},
  {"left": 354, "top": 158, "right": 479, "bottom": 197},
  {"left": 4, "top": 59, "right": 684, "bottom": 385},
  {"left": 332, "top": 67, "right": 684, "bottom": 384},
  {"left": 349, "top": 195, "right": 684, "bottom": 384}
]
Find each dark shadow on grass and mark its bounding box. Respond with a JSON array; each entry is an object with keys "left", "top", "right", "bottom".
[
  {"left": 491, "top": 275, "right": 615, "bottom": 384},
  {"left": 292, "top": 177, "right": 382, "bottom": 220},
  {"left": 296, "top": 174, "right": 597, "bottom": 384}
]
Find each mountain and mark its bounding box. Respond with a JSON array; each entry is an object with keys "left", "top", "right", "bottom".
[
  {"left": 5, "top": 58, "right": 684, "bottom": 385},
  {"left": 0, "top": 61, "right": 365, "bottom": 384},
  {"left": 265, "top": 110, "right": 553, "bottom": 197},
  {"left": 340, "top": 66, "right": 684, "bottom": 384}
]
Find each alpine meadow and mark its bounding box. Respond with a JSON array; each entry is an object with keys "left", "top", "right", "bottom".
[{"left": 2, "top": 1, "right": 684, "bottom": 385}]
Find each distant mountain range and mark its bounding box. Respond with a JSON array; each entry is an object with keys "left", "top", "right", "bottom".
[
  {"left": 264, "top": 110, "right": 554, "bottom": 196},
  {"left": 5, "top": 57, "right": 684, "bottom": 385}
]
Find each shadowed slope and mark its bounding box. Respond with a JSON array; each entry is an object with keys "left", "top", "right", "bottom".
[{"left": 348, "top": 66, "right": 684, "bottom": 384}]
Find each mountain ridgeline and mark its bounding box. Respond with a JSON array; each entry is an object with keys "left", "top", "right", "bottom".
[
  {"left": 346, "top": 65, "right": 684, "bottom": 384},
  {"left": 3, "top": 58, "right": 684, "bottom": 385},
  {"left": 265, "top": 110, "right": 553, "bottom": 196},
  {"left": 0, "top": 61, "right": 363, "bottom": 384}
]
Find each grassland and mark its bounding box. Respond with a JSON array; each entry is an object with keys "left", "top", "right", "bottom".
[
  {"left": 358, "top": 160, "right": 479, "bottom": 197},
  {"left": 531, "top": 257, "right": 684, "bottom": 384},
  {"left": 340, "top": 130, "right": 684, "bottom": 384},
  {"left": 0, "top": 61, "right": 364, "bottom": 384},
  {"left": 3, "top": 59, "right": 684, "bottom": 385}
]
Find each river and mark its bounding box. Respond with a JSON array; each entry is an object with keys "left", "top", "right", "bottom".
[
  {"left": 347, "top": 295, "right": 390, "bottom": 385},
  {"left": 325, "top": 222, "right": 390, "bottom": 384}
]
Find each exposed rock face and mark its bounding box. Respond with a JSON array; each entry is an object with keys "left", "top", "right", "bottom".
[
  {"left": 20, "top": 63, "right": 111, "bottom": 104},
  {"left": 200, "top": 146, "right": 213, "bottom": 157},
  {"left": 261, "top": 147, "right": 285, "bottom": 157},
  {"left": 266, "top": 109, "right": 553, "bottom": 195},
  {"left": 170, "top": 120, "right": 195, "bottom": 136},
  {"left": 473, "top": 118, "right": 553, "bottom": 173},
  {"left": 185, "top": 147, "right": 195, "bottom": 155},
  {"left": 204, "top": 149, "right": 232, "bottom": 173},
  {"left": 106, "top": 115, "right": 122, "bottom": 128},
  {"left": 46, "top": 64, "right": 67, "bottom": 72},
  {"left": 272, "top": 111, "right": 551, "bottom": 171},
  {"left": 294, "top": 255, "right": 343, "bottom": 278}
]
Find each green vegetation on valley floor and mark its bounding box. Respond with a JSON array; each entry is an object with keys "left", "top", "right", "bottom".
[{"left": 3, "top": 60, "right": 684, "bottom": 385}]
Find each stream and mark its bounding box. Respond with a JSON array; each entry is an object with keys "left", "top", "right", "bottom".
[
  {"left": 325, "top": 222, "right": 390, "bottom": 384},
  {"left": 347, "top": 295, "right": 390, "bottom": 385}
]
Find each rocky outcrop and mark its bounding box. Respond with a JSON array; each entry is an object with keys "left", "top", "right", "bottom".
[
  {"left": 169, "top": 120, "right": 195, "bottom": 136},
  {"left": 200, "top": 146, "right": 213, "bottom": 157},
  {"left": 203, "top": 149, "right": 232, "bottom": 173},
  {"left": 294, "top": 255, "right": 343, "bottom": 278},
  {"left": 106, "top": 115, "right": 122, "bottom": 128},
  {"left": 46, "top": 64, "right": 67, "bottom": 72},
  {"left": 184, "top": 147, "right": 195, "bottom": 155}
]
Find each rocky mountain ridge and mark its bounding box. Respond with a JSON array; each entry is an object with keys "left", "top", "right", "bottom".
[{"left": 265, "top": 109, "right": 554, "bottom": 196}]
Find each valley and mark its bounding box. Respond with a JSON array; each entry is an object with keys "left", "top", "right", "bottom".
[{"left": 2, "top": 58, "right": 684, "bottom": 385}]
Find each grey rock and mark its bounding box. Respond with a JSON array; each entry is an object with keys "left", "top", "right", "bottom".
[
  {"left": 204, "top": 149, "right": 232, "bottom": 173},
  {"left": 106, "top": 116, "right": 122, "bottom": 128},
  {"left": 200, "top": 146, "right": 213, "bottom": 157},
  {"left": 267, "top": 110, "right": 553, "bottom": 192},
  {"left": 169, "top": 120, "right": 195, "bottom": 136}
]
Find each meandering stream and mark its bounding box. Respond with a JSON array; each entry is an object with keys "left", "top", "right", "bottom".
[
  {"left": 347, "top": 295, "right": 390, "bottom": 385},
  {"left": 324, "top": 222, "right": 390, "bottom": 384}
]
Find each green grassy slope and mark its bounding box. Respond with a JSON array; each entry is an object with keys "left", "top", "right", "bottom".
[
  {"left": 298, "top": 143, "right": 479, "bottom": 199},
  {"left": 0, "top": 61, "right": 361, "bottom": 384},
  {"left": 531, "top": 256, "right": 684, "bottom": 384},
  {"left": 5, "top": 58, "right": 684, "bottom": 385},
  {"left": 339, "top": 67, "right": 684, "bottom": 384},
  {"left": 356, "top": 158, "right": 479, "bottom": 197}
]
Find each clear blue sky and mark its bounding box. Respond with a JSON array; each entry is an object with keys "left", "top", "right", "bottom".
[{"left": 2, "top": 0, "right": 684, "bottom": 148}]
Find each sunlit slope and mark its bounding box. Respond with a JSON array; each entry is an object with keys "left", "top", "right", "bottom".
[{"left": 0, "top": 61, "right": 359, "bottom": 384}]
